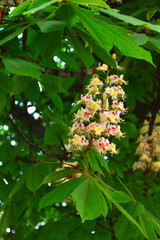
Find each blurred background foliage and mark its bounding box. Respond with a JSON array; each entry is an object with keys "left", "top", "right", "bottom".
[{"left": 0, "top": 0, "right": 160, "bottom": 239}]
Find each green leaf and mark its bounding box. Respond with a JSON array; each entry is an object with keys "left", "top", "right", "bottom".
[
  {"left": 146, "top": 211, "right": 160, "bottom": 236},
  {"left": 41, "top": 74, "right": 63, "bottom": 94},
  {"left": 92, "top": 178, "right": 146, "bottom": 238},
  {"left": 23, "top": 0, "right": 58, "bottom": 15},
  {"left": 56, "top": 4, "right": 79, "bottom": 30},
  {"left": 148, "top": 37, "right": 160, "bottom": 51},
  {"left": 0, "top": 26, "right": 28, "bottom": 45},
  {"left": 9, "top": 174, "right": 27, "bottom": 200},
  {"left": 37, "top": 20, "right": 66, "bottom": 33},
  {"left": 9, "top": 0, "right": 32, "bottom": 16},
  {"left": 0, "top": 74, "right": 13, "bottom": 93},
  {"left": 67, "top": 0, "right": 110, "bottom": 9},
  {"left": 44, "top": 125, "right": 61, "bottom": 145},
  {"left": 68, "top": 33, "right": 94, "bottom": 68},
  {"left": 79, "top": 30, "right": 116, "bottom": 68},
  {"left": 129, "top": 33, "right": 148, "bottom": 45},
  {"left": 37, "top": 32, "right": 61, "bottom": 57},
  {"left": 0, "top": 90, "right": 7, "bottom": 112},
  {"left": 92, "top": 150, "right": 110, "bottom": 174},
  {"left": 25, "top": 80, "right": 40, "bottom": 101},
  {"left": 51, "top": 93, "right": 63, "bottom": 111},
  {"left": 98, "top": 8, "right": 160, "bottom": 33},
  {"left": 57, "top": 51, "right": 79, "bottom": 71},
  {"left": 26, "top": 163, "right": 51, "bottom": 192},
  {"left": 12, "top": 76, "right": 30, "bottom": 94},
  {"left": 95, "top": 20, "right": 154, "bottom": 65},
  {"left": 2, "top": 58, "right": 43, "bottom": 79},
  {"left": 72, "top": 177, "right": 108, "bottom": 222},
  {"left": 87, "top": 151, "right": 104, "bottom": 176},
  {"left": 72, "top": 5, "right": 113, "bottom": 53},
  {"left": 39, "top": 176, "right": 84, "bottom": 210},
  {"left": 41, "top": 169, "right": 83, "bottom": 185},
  {"left": 139, "top": 213, "right": 159, "bottom": 240},
  {"left": 110, "top": 191, "right": 133, "bottom": 203},
  {"left": 115, "top": 215, "right": 137, "bottom": 240}
]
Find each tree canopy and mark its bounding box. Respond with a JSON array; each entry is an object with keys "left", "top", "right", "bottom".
[{"left": 0, "top": 0, "right": 160, "bottom": 239}]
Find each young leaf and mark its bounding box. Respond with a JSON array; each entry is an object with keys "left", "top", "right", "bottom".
[
  {"left": 39, "top": 176, "right": 84, "bottom": 210},
  {"left": 41, "top": 169, "right": 83, "bottom": 185}
]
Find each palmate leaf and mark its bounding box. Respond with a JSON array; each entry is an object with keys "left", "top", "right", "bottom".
[
  {"left": 92, "top": 177, "right": 146, "bottom": 238},
  {"left": 39, "top": 176, "right": 84, "bottom": 210},
  {"left": 72, "top": 6, "right": 154, "bottom": 66},
  {"left": 72, "top": 177, "right": 108, "bottom": 222},
  {"left": 95, "top": 20, "right": 154, "bottom": 66},
  {"left": 72, "top": 5, "right": 113, "bottom": 53}
]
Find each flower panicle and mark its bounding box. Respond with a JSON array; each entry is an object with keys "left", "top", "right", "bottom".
[
  {"left": 65, "top": 61, "right": 127, "bottom": 158},
  {"left": 133, "top": 110, "right": 160, "bottom": 172}
]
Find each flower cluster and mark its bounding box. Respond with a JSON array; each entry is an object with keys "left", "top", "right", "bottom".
[
  {"left": 133, "top": 111, "right": 160, "bottom": 172},
  {"left": 65, "top": 59, "right": 127, "bottom": 157}
]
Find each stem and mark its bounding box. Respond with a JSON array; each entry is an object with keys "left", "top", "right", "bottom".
[{"left": 82, "top": 134, "right": 94, "bottom": 161}]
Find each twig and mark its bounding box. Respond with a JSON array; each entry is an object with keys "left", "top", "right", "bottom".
[{"left": 5, "top": 109, "right": 62, "bottom": 160}]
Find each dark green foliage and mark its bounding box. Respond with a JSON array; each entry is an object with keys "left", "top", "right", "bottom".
[{"left": 0, "top": 0, "right": 160, "bottom": 239}]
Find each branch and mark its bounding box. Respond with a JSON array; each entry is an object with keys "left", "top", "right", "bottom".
[
  {"left": 24, "top": 56, "right": 97, "bottom": 77},
  {"left": 6, "top": 109, "right": 63, "bottom": 160},
  {"left": 10, "top": 102, "right": 45, "bottom": 139},
  {"left": 96, "top": 222, "right": 113, "bottom": 232},
  {"left": 29, "top": 129, "right": 37, "bottom": 164}
]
